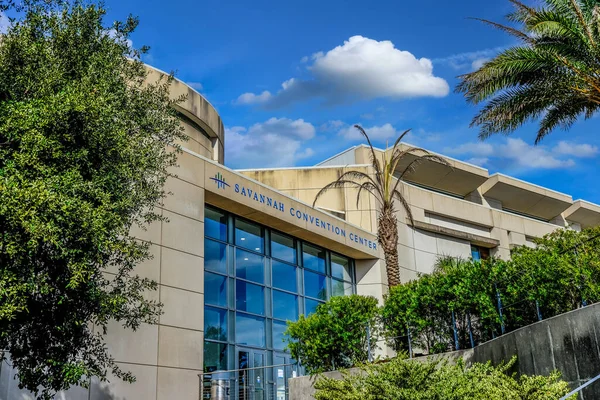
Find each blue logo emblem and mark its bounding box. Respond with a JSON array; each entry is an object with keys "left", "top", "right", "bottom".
[{"left": 210, "top": 172, "right": 230, "bottom": 189}]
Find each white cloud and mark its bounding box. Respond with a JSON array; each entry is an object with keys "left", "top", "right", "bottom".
[
  {"left": 237, "top": 35, "right": 449, "bottom": 108},
  {"left": 187, "top": 82, "right": 203, "bottom": 91},
  {"left": 553, "top": 141, "right": 598, "bottom": 158},
  {"left": 466, "top": 157, "right": 489, "bottom": 166},
  {"left": 471, "top": 58, "right": 490, "bottom": 70},
  {"left": 319, "top": 120, "right": 345, "bottom": 131},
  {"left": 434, "top": 47, "right": 503, "bottom": 70},
  {"left": 0, "top": 11, "right": 10, "bottom": 34},
  {"left": 225, "top": 118, "right": 316, "bottom": 168},
  {"left": 339, "top": 123, "right": 401, "bottom": 141},
  {"left": 236, "top": 90, "right": 272, "bottom": 105},
  {"left": 447, "top": 138, "right": 580, "bottom": 170},
  {"left": 106, "top": 29, "right": 133, "bottom": 48}
]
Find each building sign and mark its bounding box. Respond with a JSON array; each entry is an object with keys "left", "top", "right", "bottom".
[{"left": 206, "top": 167, "right": 378, "bottom": 255}]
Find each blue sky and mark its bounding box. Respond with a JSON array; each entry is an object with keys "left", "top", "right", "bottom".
[{"left": 22, "top": 0, "right": 600, "bottom": 202}]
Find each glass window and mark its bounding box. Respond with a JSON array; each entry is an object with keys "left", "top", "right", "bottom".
[
  {"left": 205, "top": 207, "right": 227, "bottom": 242},
  {"left": 271, "top": 232, "right": 296, "bottom": 264},
  {"left": 273, "top": 290, "right": 298, "bottom": 321},
  {"left": 331, "top": 253, "right": 351, "bottom": 281},
  {"left": 332, "top": 279, "right": 353, "bottom": 297},
  {"left": 303, "top": 244, "right": 326, "bottom": 273},
  {"left": 305, "top": 298, "right": 323, "bottom": 315},
  {"left": 235, "top": 219, "right": 263, "bottom": 253},
  {"left": 236, "top": 313, "right": 266, "bottom": 347},
  {"left": 205, "top": 272, "right": 227, "bottom": 307},
  {"left": 204, "top": 341, "right": 227, "bottom": 372},
  {"left": 471, "top": 245, "right": 489, "bottom": 261},
  {"left": 205, "top": 306, "right": 228, "bottom": 341},
  {"left": 236, "top": 249, "right": 264, "bottom": 284},
  {"left": 272, "top": 320, "right": 288, "bottom": 350},
  {"left": 205, "top": 239, "right": 227, "bottom": 274},
  {"left": 304, "top": 270, "right": 327, "bottom": 300},
  {"left": 272, "top": 261, "right": 297, "bottom": 293},
  {"left": 236, "top": 280, "right": 265, "bottom": 316}
]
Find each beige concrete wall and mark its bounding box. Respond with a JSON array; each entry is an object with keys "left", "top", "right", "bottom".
[
  {"left": 145, "top": 65, "right": 225, "bottom": 164},
  {"left": 241, "top": 166, "right": 572, "bottom": 283}
]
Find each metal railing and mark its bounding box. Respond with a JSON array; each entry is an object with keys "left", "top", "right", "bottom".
[
  {"left": 199, "top": 363, "right": 299, "bottom": 400},
  {"left": 559, "top": 374, "right": 600, "bottom": 400}
]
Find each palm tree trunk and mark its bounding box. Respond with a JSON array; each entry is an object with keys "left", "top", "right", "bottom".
[{"left": 378, "top": 205, "right": 401, "bottom": 287}]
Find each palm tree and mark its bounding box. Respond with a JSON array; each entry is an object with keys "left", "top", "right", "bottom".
[
  {"left": 456, "top": 0, "right": 600, "bottom": 143},
  {"left": 313, "top": 125, "right": 449, "bottom": 287}
]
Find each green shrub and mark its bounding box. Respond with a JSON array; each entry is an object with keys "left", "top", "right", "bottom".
[
  {"left": 382, "top": 226, "right": 600, "bottom": 354},
  {"left": 313, "top": 356, "right": 573, "bottom": 400},
  {"left": 285, "top": 294, "right": 380, "bottom": 374}
]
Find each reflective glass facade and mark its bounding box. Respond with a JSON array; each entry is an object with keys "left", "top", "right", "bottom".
[{"left": 203, "top": 205, "right": 356, "bottom": 373}]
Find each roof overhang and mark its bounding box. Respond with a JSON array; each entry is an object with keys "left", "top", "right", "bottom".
[
  {"left": 480, "top": 174, "right": 572, "bottom": 221},
  {"left": 564, "top": 200, "right": 600, "bottom": 228},
  {"left": 391, "top": 144, "right": 489, "bottom": 197}
]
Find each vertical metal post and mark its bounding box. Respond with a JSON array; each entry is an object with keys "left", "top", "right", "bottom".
[
  {"left": 467, "top": 311, "right": 475, "bottom": 348},
  {"left": 495, "top": 284, "right": 505, "bottom": 335},
  {"left": 451, "top": 310, "right": 459, "bottom": 351},
  {"left": 366, "top": 324, "right": 373, "bottom": 363},
  {"left": 535, "top": 300, "right": 542, "bottom": 321},
  {"left": 407, "top": 325, "right": 413, "bottom": 359}
]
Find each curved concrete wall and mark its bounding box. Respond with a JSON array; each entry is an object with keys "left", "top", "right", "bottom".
[{"left": 145, "top": 65, "right": 225, "bottom": 164}]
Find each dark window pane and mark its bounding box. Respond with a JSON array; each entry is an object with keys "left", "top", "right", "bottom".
[
  {"left": 205, "top": 239, "right": 227, "bottom": 274},
  {"left": 205, "top": 207, "right": 227, "bottom": 241},
  {"left": 331, "top": 253, "right": 351, "bottom": 281},
  {"left": 204, "top": 306, "right": 227, "bottom": 341},
  {"left": 303, "top": 244, "right": 326, "bottom": 273},
  {"left": 236, "top": 313, "right": 266, "bottom": 347},
  {"left": 272, "top": 320, "right": 288, "bottom": 350},
  {"left": 205, "top": 272, "right": 227, "bottom": 307},
  {"left": 332, "top": 279, "right": 353, "bottom": 297},
  {"left": 236, "top": 249, "right": 264, "bottom": 284},
  {"left": 235, "top": 219, "right": 263, "bottom": 253},
  {"left": 304, "top": 270, "right": 327, "bottom": 300},
  {"left": 471, "top": 245, "right": 481, "bottom": 261},
  {"left": 272, "top": 261, "right": 297, "bottom": 293},
  {"left": 271, "top": 232, "right": 296, "bottom": 264},
  {"left": 236, "top": 280, "right": 265, "bottom": 315},
  {"left": 273, "top": 290, "right": 298, "bottom": 321},
  {"left": 204, "top": 341, "right": 227, "bottom": 372},
  {"left": 305, "top": 298, "right": 323, "bottom": 315}
]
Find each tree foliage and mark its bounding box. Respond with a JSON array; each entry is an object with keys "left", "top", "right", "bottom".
[
  {"left": 382, "top": 227, "right": 600, "bottom": 354},
  {"left": 313, "top": 356, "right": 572, "bottom": 400},
  {"left": 456, "top": 0, "right": 600, "bottom": 143},
  {"left": 313, "top": 125, "right": 449, "bottom": 287},
  {"left": 285, "top": 294, "right": 380, "bottom": 374},
  {"left": 0, "top": 0, "right": 185, "bottom": 398}
]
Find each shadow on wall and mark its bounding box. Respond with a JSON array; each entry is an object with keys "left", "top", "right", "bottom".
[{"left": 0, "top": 360, "right": 125, "bottom": 400}]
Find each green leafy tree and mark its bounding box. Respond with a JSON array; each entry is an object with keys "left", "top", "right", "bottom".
[
  {"left": 313, "top": 125, "right": 449, "bottom": 287},
  {"left": 457, "top": 0, "right": 600, "bottom": 143},
  {"left": 382, "top": 227, "right": 600, "bottom": 354},
  {"left": 0, "top": 0, "right": 185, "bottom": 398},
  {"left": 285, "top": 294, "right": 380, "bottom": 374},
  {"left": 313, "top": 356, "right": 572, "bottom": 400}
]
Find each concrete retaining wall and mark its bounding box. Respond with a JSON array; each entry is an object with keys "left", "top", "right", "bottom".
[{"left": 290, "top": 302, "right": 600, "bottom": 400}]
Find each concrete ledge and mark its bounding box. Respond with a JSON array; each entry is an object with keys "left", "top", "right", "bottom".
[{"left": 411, "top": 220, "right": 500, "bottom": 249}]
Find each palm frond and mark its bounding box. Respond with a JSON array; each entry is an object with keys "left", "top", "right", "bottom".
[
  {"left": 457, "top": 0, "right": 600, "bottom": 140},
  {"left": 353, "top": 125, "right": 383, "bottom": 183},
  {"left": 313, "top": 179, "right": 365, "bottom": 207},
  {"left": 357, "top": 181, "right": 383, "bottom": 208},
  {"left": 469, "top": 17, "right": 532, "bottom": 42},
  {"left": 393, "top": 189, "right": 415, "bottom": 227},
  {"left": 536, "top": 97, "right": 590, "bottom": 142}
]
